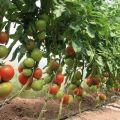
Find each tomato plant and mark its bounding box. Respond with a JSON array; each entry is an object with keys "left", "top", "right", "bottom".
[{"left": 0, "top": 0, "right": 120, "bottom": 119}]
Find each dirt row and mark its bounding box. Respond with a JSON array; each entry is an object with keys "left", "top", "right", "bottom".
[{"left": 0, "top": 97, "right": 119, "bottom": 120}]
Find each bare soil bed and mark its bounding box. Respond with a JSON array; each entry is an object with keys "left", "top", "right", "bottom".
[{"left": 0, "top": 96, "right": 119, "bottom": 120}]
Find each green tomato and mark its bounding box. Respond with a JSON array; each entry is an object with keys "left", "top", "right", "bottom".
[
  {"left": 68, "top": 84, "right": 77, "bottom": 90},
  {"left": 0, "top": 82, "right": 13, "bottom": 98},
  {"left": 0, "top": 45, "right": 8, "bottom": 58},
  {"left": 42, "top": 84, "right": 49, "bottom": 92},
  {"left": 55, "top": 90, "right": 64, "bottom": 99},
  {"left": 36, "top": 32, "right": 46, "bottom": 41},
  {"left": 82, "top": 91, "right": 88, "bottom": 98},
  {"left": 65, "top": 58, "right": 74, "bottom": 68},
  {"left": 68, "top": 95, "right": 74, "bottom": 104},
  {"left": 31, "top": 48, "right": 42, "bottom": 62},
  {"left": 31, "top": 80, "right": 45, "bottom": 91},
  {"left": 23, "top": 69, "right": 33, "bottom": 77},
  {"left": 39, "top": 14, "right": 49, "bottom": 23},
  {"left": 24, "top": 58, "right": 35, "bottom": 68},
  {"left": 44, "top": 75, "right": 52, "bottom": 83},
  {"left": 74, "top": 71, "right": 81, "bottom": 80},
  {"left": 35, "top": 20, "right": 46, "bottom": 31},
  {"left": 90, "top": 85, "right": 97, "bottom": 93}
]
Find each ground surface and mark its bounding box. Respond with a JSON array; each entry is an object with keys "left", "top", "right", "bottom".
[{"left": 0, "top": 96, "right": 119, "bottom": 120}]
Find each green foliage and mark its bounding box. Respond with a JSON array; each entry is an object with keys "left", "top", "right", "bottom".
[{"left": 0, "top": 0, "right": 120, "bottom": 88}]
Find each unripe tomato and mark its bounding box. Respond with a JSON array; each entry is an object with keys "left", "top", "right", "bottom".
[
  {"left": 0, "top": 32, "right": 9, "bottom": 44},
  {"left": 35, "top": 20, "right": 46, "bottom": 31},
  {"left": 31, "top": 48, "right": 42, "bottom": 62},
  {"left": 44, "top": 75, "right": 52, "bottom": 83},
  {"left": 90, "top": 85, "right": 97, "bottom": 93},
  {"left": 33, "top": 68, "right": 42, "bottom": 79},
  {"left": 68, "top": 95, "right": 74, "bottom": 104},
  {"left": 23, "top": 69, "right": 33, "bottom": 77},
  {"left": 31, "top": 80, "right": 45, "bottom": 91},
  {"left": 36, "top": 32, "right": 46, "bottom": 41},
  {"left": 68, "top": 84, "right": 77, "bottom": 91},
  {"left": 39, "top": 14, "right": 49, "bottom": 23},
  {"left": 0, "top": 65, "right": 14, "bottom": 82},
  {"left": 0, "top": 82, "right": 13, "bottom": 99},
  {"left": 74, "top": 71, "right": 81, "bottom": 80},
  {"left": 24, "top": 58, "right": 35, "bottom": 68},
  {"left": 55, "top": 73, "right": 64, "bottom": 85},
  {"left": 65, "top": 58, "right": 74, "bottom": 68},
  {"left": 49, "top": 60, "right": 59, "bottom": 71},
  {"left": 0, "top": 45, "right": 9, "bottom": 58},
  {"left": 55, "top": 90, "right": 64, "bottom": 99},
  {"left": 45, "top": 67, "right": 53, "bottom": 74},
  {"left": 26, "top": 39, "right": 35, "bottom": 51}
]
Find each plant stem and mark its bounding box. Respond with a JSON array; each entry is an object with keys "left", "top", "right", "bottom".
[
  {"left": 57, "top": 97, "right": 63, "bottom": 120},
  {"left": 37, "top": 92, "right": 49, "bottom": 120},
  {"left": 38, "top": 95, "right": 48, "bottom": 120},
  {"left": 57, "top": 75, "right": 69, "bottom": 120},
  {"left": 37, "top": 71, "right": 55, "bottom": 120},
  {"left": 78, "top": 100, "right": 82, "bottom": 113}
]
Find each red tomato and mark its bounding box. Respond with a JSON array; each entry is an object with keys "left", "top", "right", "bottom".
[
  {"left": 33, "top": 68, "right": 42, "bottom": 79},
  {"left": 55, "top": 73, "right": 64, "bottom": 85},
  {"left": 18, "top": 64, "right": 23, "bottom": 73},
  {"left": 0, "top": 65, "right": 14, "bottom": 82},
  {"left": 66, "top": 46, "right": 75, "bottom": 57},
  {"left": 73, "top": 87, "right": 79, "bottom": 95},
  {"left": 0, "top": 32, "right": 9, "bottom": 44},
  {"left": 18, "top": 73, "right": 29, "bottom": 85},
  {"left": 98, "top": 92, "right": 106, "bottom": 101},
  {"left": 63, "top": 94, "right": 69, "bottom": 104},
  {"left": 49, "top": 84, "right": 59, "bottom": 95},
  {"left": 73, "top": 87, "right": 83, "bottom": 96},
  {"left": 0, "top": 75, "right": 1, "bottom": 82},
  {"left": 93, "top": 76, "right": 100, "bottom": 86},
  {"left": 86, "top": 75, "right": 94, "bottom": 86},
  {"left": 79, "top": 86, "right": 83, "bottom": 96}
]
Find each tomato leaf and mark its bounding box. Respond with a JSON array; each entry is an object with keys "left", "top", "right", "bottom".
[
  {"left": 18, "top": 45, "right": 26, "bottom": 62},
  {"left": 86, "top": 25, "right": 95, "bottom": 38},
  {"left": 72, "top": 39, "right": 82, "bottom": 53},
  {"left": 10, "top": 47, "right": 20, "bottom": 61}
]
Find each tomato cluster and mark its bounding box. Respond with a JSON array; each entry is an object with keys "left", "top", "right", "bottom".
[
  {"left": 16, "top": 45, "right": 110, "bottom": 104},
  {"left": 0, "top": 32, "right": 9, "bottom": 59},
  {"left": 0, "top": 32, "right": 14, "bottom": 99},
  {"left": 18, "top": 59, "right": 44, "bottom": 91}
]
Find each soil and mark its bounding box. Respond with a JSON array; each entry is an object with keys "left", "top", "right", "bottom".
[{"left": 0, "top": 96, "right": 119, "bottom": 120}]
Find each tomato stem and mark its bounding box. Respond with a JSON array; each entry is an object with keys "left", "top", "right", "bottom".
[
  {"left": 57, "top": 97, "right": 64, "bottom": 120},
  {"left": 78, "top": 100, "right": 82, "bottom": 113},
  {"left": 37, "top": 93, "right": 49, "bottom": 120},
  {"left": 37, "top": 72, "right": 55, "bottom": 120}
]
